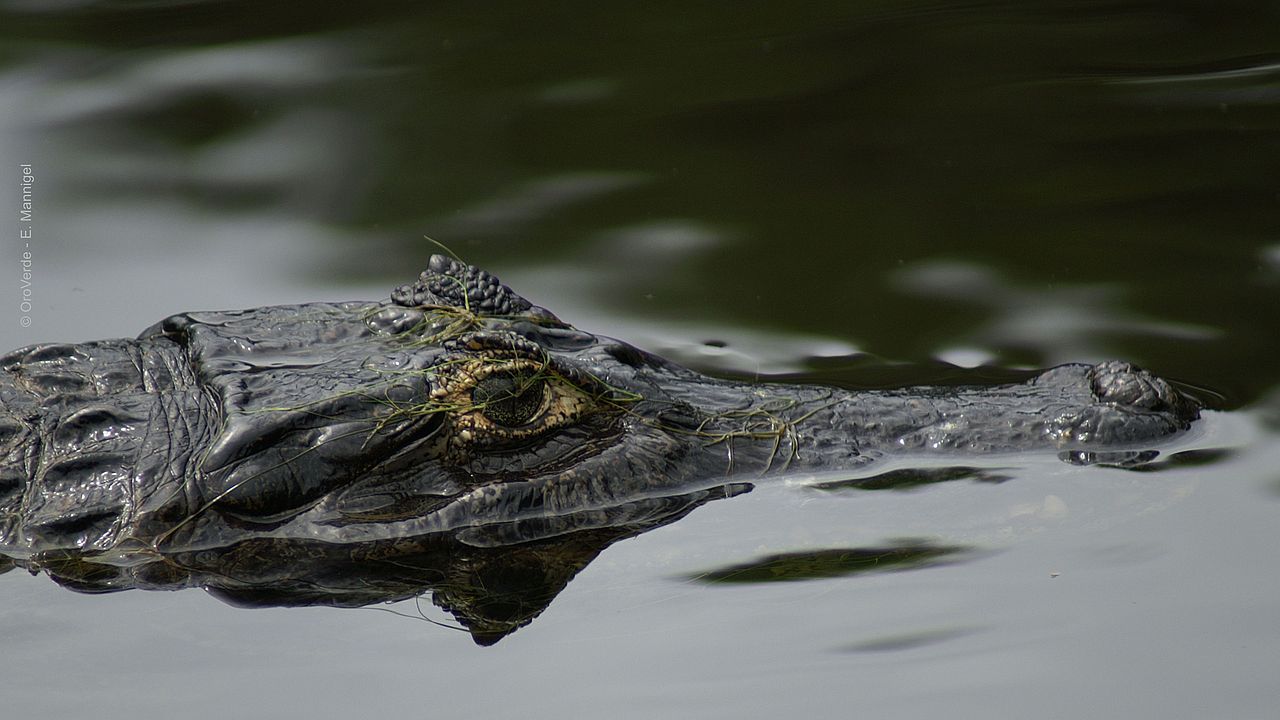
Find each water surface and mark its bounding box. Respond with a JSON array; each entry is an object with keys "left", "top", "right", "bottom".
[{"left": 1, "top": 2, "right": 1278, "bottom": 718}]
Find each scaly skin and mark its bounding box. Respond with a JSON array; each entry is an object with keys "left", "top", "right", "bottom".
[{"left": 0, "top": 255, "right": 1200, "bottom": 558}]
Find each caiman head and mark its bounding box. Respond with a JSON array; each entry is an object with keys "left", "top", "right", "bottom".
[
  {"left": 128, "top": 254, "right": 809, "bottom": 552},
  {"left": 4, "top": 254, "right": 1197, "bottom": 557}
]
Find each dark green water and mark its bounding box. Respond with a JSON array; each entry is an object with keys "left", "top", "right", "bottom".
[{"left": 1, "top": 2, "right": 1278, "bottom": 718}]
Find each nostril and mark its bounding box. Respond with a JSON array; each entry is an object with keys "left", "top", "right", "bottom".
[{"left": 1090, "top": 361, "right": 1178, "bottom": 411}]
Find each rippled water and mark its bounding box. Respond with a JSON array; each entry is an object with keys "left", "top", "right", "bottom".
[{"left": 1, "top": 2, "right": 1278, "bottom": 717}]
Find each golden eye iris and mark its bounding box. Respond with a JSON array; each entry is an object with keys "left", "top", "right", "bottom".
[{"left": 471, "top": 373, "right": 546, "bottom": 427}]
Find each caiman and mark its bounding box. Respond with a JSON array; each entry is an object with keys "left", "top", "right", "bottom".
[{"left": 0, "top": 256, "right": 1201, "bottom": 642}]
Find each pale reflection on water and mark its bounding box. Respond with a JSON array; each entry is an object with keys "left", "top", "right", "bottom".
[{"left": 893, "top": 259, "right": 1221, "bottom": 366}]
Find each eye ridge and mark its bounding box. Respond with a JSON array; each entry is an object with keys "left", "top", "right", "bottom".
[{"left": 472, "top": 372, "right": 547, "bottom": 427}]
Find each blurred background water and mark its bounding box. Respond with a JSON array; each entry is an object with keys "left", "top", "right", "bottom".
[{"left": 0, "top": 2, "right": 1278, "bottom": 718}]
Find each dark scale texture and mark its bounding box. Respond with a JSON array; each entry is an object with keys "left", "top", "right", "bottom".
[{"left": 392, "top": 255, "right": 533, "bottom": 316}]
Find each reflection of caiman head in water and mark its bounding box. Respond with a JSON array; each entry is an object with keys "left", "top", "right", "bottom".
[
  {"left": 7, "top": 454, "right": 1220, "bottom": 644},
  {"left": 11, "top": 484, "right": 749, "bottom": 645},
  {"left": 0, "top": 257, "right": 1202, "bottom": 643}
]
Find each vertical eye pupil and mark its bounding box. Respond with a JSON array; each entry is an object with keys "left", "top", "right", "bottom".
[{"left": 473, "top": 373, "right": 545, "bottom": 427}]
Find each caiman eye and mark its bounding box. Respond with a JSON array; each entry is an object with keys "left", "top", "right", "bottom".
[{"left": 472, "top": 373, "right": 547, "bottom": 427}]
